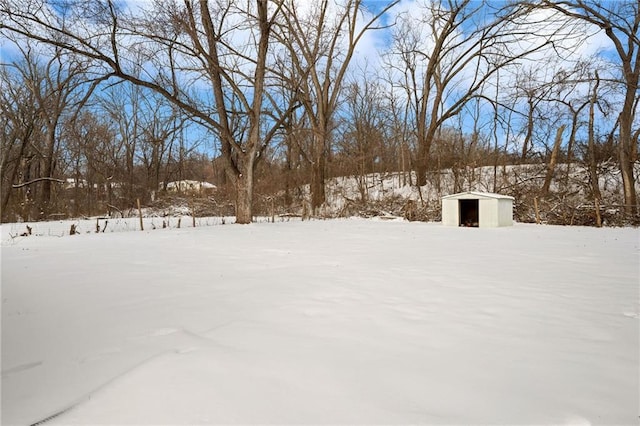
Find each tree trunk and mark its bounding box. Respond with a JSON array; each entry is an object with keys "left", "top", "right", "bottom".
[
  {"left": 310, "top": 154, "right": 326, "bottom": 212},
  {"left": 541, "top": 124, "right": 565, "bottom": 197},
  {"left": 400, "top": 141, "right": 407, "bottom": 187},
  {"left": 40, "top": 125, "right": 58, "bottom": 216},
  {"left": 588, "top": 74, "right": 602, "bottom": 210},
  {"left": 522, "top": 99, "right": 534, "bottom": 161},
  {"left": 415, "top": 161, "right": 427, "bottom": 187},
  {"left": 563, "top": 113, "right": 579, "bottom": 189},
  {"left": 415, "top": 139, "right": 428, "bottom": 187},
  {"left": 1, "top": 136, "right": 31, "bottom": 221},
  {"left": 235, "top": 170, "right": 253, "bottom": 224},
  {"left": 284, "top": 133, "right": 294, "bottom": 207},
  {"left": 416, "top": 122, "right": 439, "bottom": 188},
  {"left": 619, "top": 100, "right": 637, "bottom": 216}
]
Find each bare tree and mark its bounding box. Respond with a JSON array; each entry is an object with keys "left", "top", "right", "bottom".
[
  {"left": 542, "top": 58, "right": 601, "bottom": 189},
  {"left": 275, "top": 0, "right": 397, "bottom": 211},
  {"left": 64, "top": 110, "right": 117, "bottom": 216},
  {"left": 586, "top": 71, "right": 603, "bottom": 226},
  {"left": 533, "top": 0, "right": 639, "bottom": 215},
  {"left": 0, "top": 57, "right": 41, "bottom": 221},
  {"left": 135, "top": 95, "right": 185, "bottom": 201},
  {"left": 541, "top": 124, "right": 566, "bottom": 196},
  {"left": 0, "top": 40, "right": 92, "bottom": 220},
  {"left": 99, "top": 83, "right": 146, "bottom": 206},
  {"left": 385, "top": 83, "right": 415, "bottom": 187},
  {"left": 387, "top": 0, "right": 580, "bottom": 187},
  {"left": 340, "top": 79, "right": 389, "bottom": 201},
  {"left": 1, "top": 0, "right": 298, "bottom": 223},
  {"left": 510, "top": 62, "right": 559, "bottom": 162},
  {"left": 34, "top": 47, "right": 91, "bottom": 217}
]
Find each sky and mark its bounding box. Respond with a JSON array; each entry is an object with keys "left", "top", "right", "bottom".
[{"left": 0, "top": 0, "right": 626, "bottom": 156}]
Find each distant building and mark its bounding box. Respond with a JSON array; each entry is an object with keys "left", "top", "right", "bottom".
[{"left": 441, "top": 191, "right": 514, "bottom": 228}]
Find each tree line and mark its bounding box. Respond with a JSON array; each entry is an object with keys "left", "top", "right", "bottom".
[{"left": 1, "top": 0, "right": 638, "bottom": 224}]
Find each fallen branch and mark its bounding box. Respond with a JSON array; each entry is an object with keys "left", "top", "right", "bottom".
[
  {"left": 12, "top": 177, "right": 65, "bottom": 188},
  {"left": 106, "top": 204, "right": 124, "bottom": 218}
]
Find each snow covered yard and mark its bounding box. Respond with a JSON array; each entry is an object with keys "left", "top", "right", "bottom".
[{"left": 1, "top": 219, "right": 638, "bottom": 425}]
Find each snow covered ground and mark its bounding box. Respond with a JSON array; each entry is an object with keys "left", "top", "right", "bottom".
[{"left": 1, "top": 219, "right": 638, "bottom": 425}]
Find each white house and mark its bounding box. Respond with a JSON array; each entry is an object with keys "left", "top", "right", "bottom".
[{"left": 441, "top": 191, "right": 514, "bottom": 228}]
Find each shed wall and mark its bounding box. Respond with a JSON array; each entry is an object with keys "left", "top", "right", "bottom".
[
  {"left": 479, "top": 199, "right": 498, "bottom": 227},
  {"left": 441, "top": 199, "right": 458, "bottom": 226},
  {"left": 498, "top": 199, "right": 514, "bottom": 226}
]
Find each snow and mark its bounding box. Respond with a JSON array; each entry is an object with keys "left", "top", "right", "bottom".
[
  {"left": 1, "top": 219, "right": 638, "bottom": 425},
  {"left": 1, "top": 216, "right": 230, "bottom": 238},
  {"left": 318, "top": 164, "right": 640, "bottom": 219},
  {"left": 164, "top": 180, "right": 217, "bottom": 192}
]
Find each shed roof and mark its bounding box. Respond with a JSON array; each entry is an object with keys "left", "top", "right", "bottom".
[{"left": 441, "top": 191, "right": 514, "bottom": 201}]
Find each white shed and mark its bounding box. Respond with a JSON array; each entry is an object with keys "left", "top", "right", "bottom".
[{"left": 441, "top": 191, "right": 514, "bottom": 228}]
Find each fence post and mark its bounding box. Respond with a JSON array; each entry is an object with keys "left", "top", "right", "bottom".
[{"left": 137, "top": 198, "right": 144, "bottom": 231}]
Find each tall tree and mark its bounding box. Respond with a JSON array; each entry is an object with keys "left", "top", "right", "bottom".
[
  {"left": 35, "top": 46, "right": 91, "bottom": 216},
  {"left": 586, "top": 70, "right": 603, "bottom": 226},
  {"left": 275, "top": 0, "right": 397, "bottom": 211},
  {"left": 341, "top": 79, "right": 389, "bottom": 201},
  {"left": 0, "top": 56, "right": 41, "bottom": 221},
  {"left": 534, "top": 0, "right": 639, "bottom": 215},
  {"left": 64, "top": 110, "right": 118, "bottom": 216},
  {"left": 0, "top": 41, "right": 90, "bottom": 220},
  {"left": 510, "top": 62, "right": 558, "bottom": 162},
  {"left": 99, "top": 83, "right": 146, "bottom": 206},
  {"left": 1, "top": 0, "right": 295, "bottom": 223},
  {"left": 387, "top": 0, "right": 578, "bottom": 187}
]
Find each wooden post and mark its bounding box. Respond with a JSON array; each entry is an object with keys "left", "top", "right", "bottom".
[
  {"left": 271, "top": 197, "right": 275, "bottom": 223},
  {"left": 137, "top": 198, "right": 144, "bottom": 231},
  {"left": 189, "top": 198, "right": 196, "bottom": 228},
  {"left": 534, "top": 196, "right": 541, "bottom": 224}
]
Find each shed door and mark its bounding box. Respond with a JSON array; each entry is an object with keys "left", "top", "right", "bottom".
[{"left": 459, "top": 199, "right": 479, "bottom": 227}]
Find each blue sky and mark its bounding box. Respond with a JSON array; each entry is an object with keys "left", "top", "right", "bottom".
[{"left": 0, "top": 0, "right": 629, "bottom": 156}]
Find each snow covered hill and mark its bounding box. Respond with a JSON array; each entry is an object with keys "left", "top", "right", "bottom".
[
  {"left": 309, "top": 163, "right": 640, "bottom": 225},
  {"left": 2, "top": 219, "right": 638, "bottom": 424}
]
